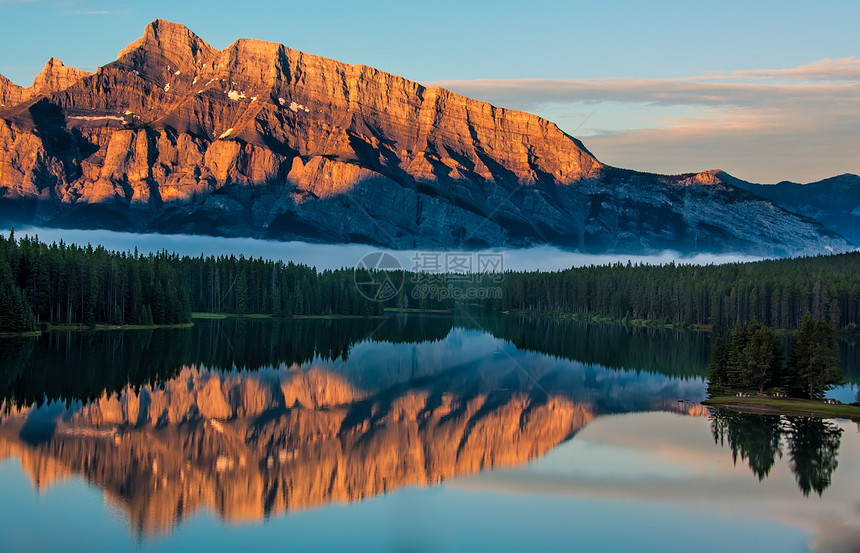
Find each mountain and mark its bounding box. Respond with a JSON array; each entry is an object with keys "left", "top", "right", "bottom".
[
  {"left": 0, "top": 20, "right": 853, "bottom": 256},
  {"left": 720, "top": 172, "right": 860, "bottom": 246}
]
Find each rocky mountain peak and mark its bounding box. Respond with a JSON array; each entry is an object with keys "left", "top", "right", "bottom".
[
  {"left": 215, "top": 37, "right": 286, "bottom": 90},
  {"left": 31, "top": 57, "right": 91, "bottom": 96},
  {"left": 724, "top": 171, "right": 860, "bottom": 246},
  {"left": 116, "top": 19, "right": 216, "bottom": 81},
  {"left": 666, "top": 169, "right": 729, "bottom": 187},
  {"left": 0, "top": 57, "right": 90, "bottom": 108},
  {"left": 692, "top": 169, "right": 725, "bottom": 185}
]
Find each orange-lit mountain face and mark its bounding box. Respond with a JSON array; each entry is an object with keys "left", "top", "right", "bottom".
[{"left": 0, "top": 20, "right": 852, "bottom": 255}]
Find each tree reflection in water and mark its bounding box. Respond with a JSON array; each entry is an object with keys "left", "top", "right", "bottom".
[{"left": 709, "top": 408, "right": 843, "bottom": 496}]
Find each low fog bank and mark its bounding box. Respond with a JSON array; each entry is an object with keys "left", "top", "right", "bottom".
[{"left": 7, "top": 227, "right": 764, "bottom": 272}]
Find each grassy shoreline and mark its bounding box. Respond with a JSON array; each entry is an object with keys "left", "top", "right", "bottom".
[
  {"left": 1, "top": 312, "right": 389, "bottom": 336},
  {"left": 703, "top": 396, "right": 860, "bottom": 421},
  {"left": 41, "top": 322, "right": 194, "bottom": 331},
  {"left": 383, "top": 308, "right": 454, "bottom": 314},
  {"left": 190, "top": 312, "right": 382, "bottom": 320},
  {"left": 0, "top": 322, "right": 195, "bottom": 337},
  {"left": 506, "top": 310, "right": 860, "bottom": 337},
  {"left": 0, "top": 330, "right": 42, "bottom": 338},
  {"left": 505, "top": 310, "right": 716, "bottom": 331}
]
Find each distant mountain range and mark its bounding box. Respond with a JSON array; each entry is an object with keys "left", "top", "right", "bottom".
[
  {"left": 0, "top": 20, "right": 855, "bottom": 256},
  {"left": 719, "top": 172, "right": 860, "bottom": 247}
]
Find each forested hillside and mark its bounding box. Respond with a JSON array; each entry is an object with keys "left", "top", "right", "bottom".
[
  {"left": 1, "top": 232, "right": 859, "bottom": 333},
  {"left": 492, "top": 254, "right": 860, "bottom": 329},
  {"left": 0, "top": 232, "right": 189, "bottom": 331},
  {"left": 0, "top": 232, "right": 382, "bottom": 331}
]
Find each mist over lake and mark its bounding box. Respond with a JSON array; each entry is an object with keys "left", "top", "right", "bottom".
[{"left": 7, "top": 227, "right": 763, "bottom": 272}]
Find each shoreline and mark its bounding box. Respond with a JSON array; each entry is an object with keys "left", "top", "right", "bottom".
[
  {"left": 0, "top": 312, "right": 392, "bottom": 337},
  {"left": 703, "top": 396, "right": 860, "bottom": 421},
  {"left": 191, "top": 312, "right": 384, "bottom": 320}
]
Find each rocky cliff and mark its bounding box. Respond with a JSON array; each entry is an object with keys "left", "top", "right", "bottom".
[{"left": 0, "top": 20, "right": 852, "bottom": 255}]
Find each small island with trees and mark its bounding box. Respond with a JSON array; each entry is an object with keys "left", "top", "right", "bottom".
[{"left": 704, "top": 314, "right": 860, "bottom": 420}]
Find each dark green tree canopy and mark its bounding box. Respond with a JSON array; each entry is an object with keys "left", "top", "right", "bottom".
[
  {"left": 789, "top": 313, "right": 842, "bottom": 400},
  {"left": 709, "top": 321, "right": 784, "bottom": 394}
]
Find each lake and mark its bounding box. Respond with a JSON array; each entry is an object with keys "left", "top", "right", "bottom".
[{"left": 0, "top": 316, "right": 858, "bottom": 552}]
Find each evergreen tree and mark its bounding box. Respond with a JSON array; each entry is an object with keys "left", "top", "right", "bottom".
[
  {"left": 726, "top": 321, "right": 751, "bottom": 388},
  {"left": 789, "top": 314, "right": 842, "bottom": 399},
  {"left": 235, "top": 269, "right": 249, "bottom": 314},
  {"left": 741, "top": 323, "right": 783, "bottom": 394},
  {"left": 0, "top": 258, "right": 35, "bottom": 332},
  {"left": 708, "top": 335, "right": 730, "bottom": 388}
]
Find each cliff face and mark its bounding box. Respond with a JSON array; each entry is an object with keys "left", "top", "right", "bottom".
[
  {"left": 0, "top": 74, "right": 26, "bottom": 107},
  {"left": 0, "top": 20, "right": 852, "bottom": 255},
  {"left": 0, "top": 365, "right": 592, "bottom": 534}
]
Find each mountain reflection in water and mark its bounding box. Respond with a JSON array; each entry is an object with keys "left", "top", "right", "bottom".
[
  {"left": 0, "top": 316, "right": 852, "bottom": 543},
  {"left": 0, "top": 317, "right": 708, "bottom": 535}
]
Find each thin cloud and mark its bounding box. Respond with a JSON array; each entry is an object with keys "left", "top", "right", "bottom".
[
  {"left": 429, "top": 78, "right": 860, "bottom": 111},
  {"left": 456, "top": 414, "right": 860, "bottom": 553},
  {"left": 7, "top": 228, "right": 763, "bottom": 271},
  {"left": 733, "top": 57, "right": 860, "bottom": 81}
]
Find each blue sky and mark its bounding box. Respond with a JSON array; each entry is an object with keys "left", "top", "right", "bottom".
[{"left": 1, "top": 0, "right": 859, "bottom": 182}]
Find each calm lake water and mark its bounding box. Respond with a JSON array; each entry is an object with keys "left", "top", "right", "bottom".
[{"left": 0, "top": 316, "right": 858, "bottom": 552}]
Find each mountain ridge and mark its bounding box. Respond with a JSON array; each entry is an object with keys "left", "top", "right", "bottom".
[
  {"left": 0, "top": 57, "right": 92, "bottom": 106},
  {"left": 719, "top": 172, "right": 860, "bottom": 246},
  {"left": 0, "top": 20, "right": 853, "bottom": 256}
]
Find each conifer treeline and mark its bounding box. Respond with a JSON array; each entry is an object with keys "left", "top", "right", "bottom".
[
  {"left": 493, "top": 253, "right": 860, "bottom": 329},
  {"left": 0, "top": 233, "right": 384, "bottom": 331},
  {"left": 708, "top": 314, "right": 842, "bottom": 398},
  {"left": 2, "top": 231, "right": 860, "bottom": 333},
  {"left": 0, "top": 233, "right": 190, "bottom": 331},
  {"left": 176, "top": 255, "right": 383, "bottom": 317}
]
